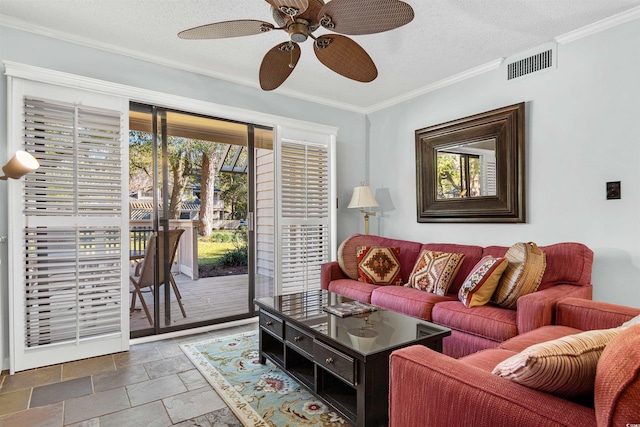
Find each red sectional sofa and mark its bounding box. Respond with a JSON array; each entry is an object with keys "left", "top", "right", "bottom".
[
  {"left": 389, "top": 298, "right": 640, "bottom": 426},
  {"left": 321, "top": 234, "right": 594, "bottom": 358}
]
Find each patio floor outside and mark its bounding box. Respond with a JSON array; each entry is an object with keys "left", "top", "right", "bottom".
[{"left": 129, "top": 273, "right": 274, "bottom": 331}]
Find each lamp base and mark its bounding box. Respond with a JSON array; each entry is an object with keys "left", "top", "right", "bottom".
[{"left": 362, "top": 210, "right": 376, "bottom": 235}]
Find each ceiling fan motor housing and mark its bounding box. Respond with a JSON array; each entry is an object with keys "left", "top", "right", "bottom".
[{"left": 288, "top": 20, "right": 309, "bottom": 43}]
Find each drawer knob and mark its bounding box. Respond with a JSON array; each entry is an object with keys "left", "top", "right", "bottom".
[
  {"left": 294, "top": 336, "right": 303, "bottom": 342},
  {"left": 325, "top": 357, "right": 334, "bottom": 365},
  {"left": 266, "top": 321, "right": 273, "bottom": 326}
]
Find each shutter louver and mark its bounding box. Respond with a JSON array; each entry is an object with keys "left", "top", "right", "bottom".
[
  {"left": 279, "top": 140, "right": 330, "bottom": 294},
  {"left": 20, "top": 97, "right": 124, "bottom": 350}
]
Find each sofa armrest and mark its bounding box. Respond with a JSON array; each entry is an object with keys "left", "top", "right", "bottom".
[
  {"left": 389, "top": 345, "right": 595, "bottom": 427},
  {"left": 320, "top": 261, "right": 348, "bottom": 290},
  {"left": 516, "top": 284, "right": 593, "bottom": 334},
  {"left": 555, "top": 297, "right": 640, "bottom": 330}
]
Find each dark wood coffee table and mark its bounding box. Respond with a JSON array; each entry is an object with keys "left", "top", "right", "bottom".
[{"left": 254, "top": 290, "right": 451, "bottom": 427}]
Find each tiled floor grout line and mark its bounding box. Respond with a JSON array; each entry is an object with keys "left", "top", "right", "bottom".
[
  {"left": 26, "top": 387, "right": 33, "bottom": 412},
  {"left": 162, "top": 397, "right": 174, "bottom": 425}
]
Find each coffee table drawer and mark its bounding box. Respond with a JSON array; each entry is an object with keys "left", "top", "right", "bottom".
[
  {"left": 285, "top": 324, "right": 314, "bottom": 356},
  {"left": 314, "top": 340, "right": 356, "bottom": 386},
  {"left": 259, "top": 311, "right": 283, "bottom": 339}
]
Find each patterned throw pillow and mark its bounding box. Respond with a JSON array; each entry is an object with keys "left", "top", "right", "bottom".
[
  {"left": 458, "top": 256, "right": 508, "bottom": 308},
  {"left": 356, "top": 246, "right": 403, "bottom": 286},
  {"left": 492, "top": 328, "right": 621, "bottom": 398},
  {"left": 407, "top": 250, "right": 465, "bottom": 296}
]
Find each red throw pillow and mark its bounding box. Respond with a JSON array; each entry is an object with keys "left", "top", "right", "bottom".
[{"left": 356, "top": 246, "right": 403, "bottom": 286}]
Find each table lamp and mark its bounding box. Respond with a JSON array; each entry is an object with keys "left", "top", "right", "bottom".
[
  {"left": 0, "top": 150, "right": 40, "bottom": 180},
  {"left": 348, "top": 182, "right": 379, "bottom": 235}
]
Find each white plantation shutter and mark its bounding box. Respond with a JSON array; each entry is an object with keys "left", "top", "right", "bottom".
[
  {"left": 24, "top": 227, "right": 121, "bottom": 347},
  {"left": 8, "top": 79, "right": 129, "bottom": 373},
  {"left": 23, "top": 98, "right": 123, "bottom": 216},
  {"left": 483, "top": 157, "right": 497, "bottom": 196},
  {"left": 276, "top": 128, "right": 336, "bottom": 295}
]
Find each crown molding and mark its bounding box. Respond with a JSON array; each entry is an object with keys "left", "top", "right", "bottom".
[
  {"left": 366, "top": 6, "right": 640, "bottom": 114},
  {"left": 555, "top": 5, "right": 640, "bottom": 44},
  {"left": 364, "top": 59, "right": 504, "bottom": 114},
  {"left": 0, "top": 15, "right": 367, "bottom": 114}
]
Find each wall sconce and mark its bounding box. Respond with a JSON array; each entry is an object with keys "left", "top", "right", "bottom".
[
  {"left": 0, "top": 150, "right": 40, "bottom": 180},
  {"left": 348, "top": 182, "right": 379, "bottom": 235}
]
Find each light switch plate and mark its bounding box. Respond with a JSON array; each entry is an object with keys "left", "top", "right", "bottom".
[{"left": 606, "top": 181, "right": 621, "bottom": 200}]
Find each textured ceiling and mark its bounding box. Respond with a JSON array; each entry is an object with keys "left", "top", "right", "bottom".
[{"left": 1, "top": 0, "right": 640, "bottom": 111}]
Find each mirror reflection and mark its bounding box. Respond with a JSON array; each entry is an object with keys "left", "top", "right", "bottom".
[{"left": 436, "top": 139, "right": 496, "bottom": 199}]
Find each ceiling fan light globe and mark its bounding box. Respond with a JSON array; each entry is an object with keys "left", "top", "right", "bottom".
[
  {"left": 288, "top": 21, "right": 309, "bottom": 43},
  {"left": 291, "top": 33, "right": 307, "bottom": 42}
]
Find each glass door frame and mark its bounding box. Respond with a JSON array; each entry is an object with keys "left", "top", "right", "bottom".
[{"left": 130, "top": 102, "right": 267, "bottom": 339}]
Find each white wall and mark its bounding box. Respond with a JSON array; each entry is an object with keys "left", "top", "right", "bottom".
[
  {"left": 366, "top": 19, "right": 640, "bottom": 307},
  {"left": 0, "top": 25, "right": 369, "bottom": 369}
]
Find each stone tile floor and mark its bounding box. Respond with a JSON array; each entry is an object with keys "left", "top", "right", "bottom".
[{"left": 0, "top": 322, "right": 259, "bottom": 426}]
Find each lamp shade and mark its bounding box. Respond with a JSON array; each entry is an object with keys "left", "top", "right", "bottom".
[
  {"left": 1, "top": 150, "right": 40, "bottom": 180},
  {"left": 348, "top": 184, "right": 379, "bottom": 209}
]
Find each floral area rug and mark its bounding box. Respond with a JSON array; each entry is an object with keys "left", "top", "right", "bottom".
[{"left": 181, "top": 332, "right": 350, "bottom": 427}]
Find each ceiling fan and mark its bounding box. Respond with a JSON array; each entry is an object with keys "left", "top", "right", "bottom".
[{"left": 178, "top": 0, "right": 414, "bottom": 90}]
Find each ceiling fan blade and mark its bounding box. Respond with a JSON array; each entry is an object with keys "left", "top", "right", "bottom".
[
  {"left": 314, "top": 35, "right": 377, "bottom": 83},
  {"left": 298, "top": 0, "right": 324, "bottom": 25},
  {"left": 259, "top": 42, "right": 301, "bottom": 91},
  {"left": 318, "top": 0, "right": 414, "bottom": 35},
  {"left": 264, "top": 0, "right": 309, "bottom": 17},
  {"left": 178, "top": 20, "right": 274, "bottom": 39}
]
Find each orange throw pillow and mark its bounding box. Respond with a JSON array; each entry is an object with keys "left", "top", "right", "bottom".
[{"left": 458, "top": 256, "right": 508, "bottom": 308}]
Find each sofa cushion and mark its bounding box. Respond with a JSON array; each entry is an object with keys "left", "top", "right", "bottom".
[
  {"left": 327, "top": 279, "right": 379, "bottom": 303},
  {"left": 556, "top": 297, "right": 640, "bottom": 331},
  {"left": 595, "top": 324, "right": 640, "bottom": 426},
  {"left": 407, "top": 250, "right": 465, "bottom": 296},
  {"left": 483, "top": 242, "right": 593, "bottom": 291},
  {"left": 460, "top": 348, "right": 517, "bottom": 372},
  {"left": 443, "top": 330, "right": 505, "bottom": 359},
  {"left": 499, "top": 325, "right": 583, "bottom": 353},
  {"left": 421, "top": 243, "right": 484, "bottom": 294},
  {"left": 432, "top": 301, "right": 518, "bottom": 343},
  {"left": 370, "top": 286, "right": 456, "bottom": 321},
  {"left": 337, "top": 234, "right": 423, "bottom": 282},
  {"left": 356, "top": 246, "right": 403, "bottom": 286},
  {"left": 491, "top": 242, "right": 546, "bottom": 309},
  {"left": 493, "top": 328, "right": 621, "bottom": 398},
  {"left": 458, "top": 256, "right": 508, "bottom": 308}
]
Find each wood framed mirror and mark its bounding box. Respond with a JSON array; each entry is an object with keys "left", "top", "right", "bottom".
[{"left": 415, "top": 102, "right": 526, "bottom": 223}]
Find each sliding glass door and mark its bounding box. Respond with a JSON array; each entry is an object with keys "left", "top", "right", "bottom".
[{"left": 129, "top": 103, "right": 274, "bottom": 337}]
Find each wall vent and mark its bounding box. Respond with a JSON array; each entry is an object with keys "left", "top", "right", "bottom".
[{"left": 505, "top": 43, "right": 557, "bottom": 81}]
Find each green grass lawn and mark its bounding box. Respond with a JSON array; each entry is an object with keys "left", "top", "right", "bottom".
[{"left": 197, "top": 238, "right": 237, "bottom": 266}]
